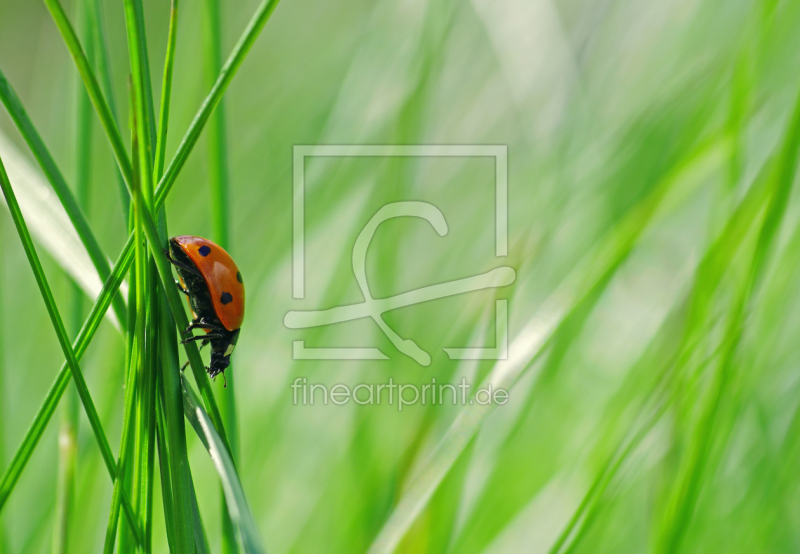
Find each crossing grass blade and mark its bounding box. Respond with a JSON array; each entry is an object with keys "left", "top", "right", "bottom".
[
  {"left": 0, "top": 155, "right": 142, "bottom": 545},
  {"left": 134, "top": 183, "right": 233, "bottom": 454},
  {"left": 0, "top": 70, "right": 127, "bottom": 334},
  {"left": 182, "top": 375, "right": 266, "bottom": 554},
  {"left": 87, "top": 0, "right": 130, "bottom": 223},
  {"left": 54, "top": 1, "right": 95, "bottom": 549},
  {"left": 155, "top": 0, "right": 283, "bottom": 207},
  {"left": 0, "top": 233, "right": 132, "bottom": 516},
  {"left": 41, "top": 0, "right": 134, "bottom": 191}
]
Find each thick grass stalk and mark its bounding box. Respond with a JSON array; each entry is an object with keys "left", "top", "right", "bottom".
[
  {"left": 123, "top": 4, "right": 159, "bottom": 549},
  {"left": 0, "top": 70, "right": 127, "bottom": 332},
  {"left": 121, "top": 83, "right": 149, "bottom": 553},
  {"left": 202, "top": 0, "right": 239, "bottom": 551},
  {"left": 135, "top": 184, "right": 234, "bottom": 455},
  {"left": 158, "top": 296, "right": 198, "bottom": 553},
  {"left": 151, "top": 7, "right": 203, "bottom": 543},
  {"left": 0, "top": 155, "right": 142, "bottom": 544}
]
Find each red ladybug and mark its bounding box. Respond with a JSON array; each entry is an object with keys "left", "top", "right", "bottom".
[{"left": 166, "top": 235, "right": 245, "bottom": 379}]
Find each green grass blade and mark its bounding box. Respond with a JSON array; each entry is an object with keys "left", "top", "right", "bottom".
[
  {"left": 158, "top": 292, "right": 198, "bottom": 553},
  {"left": 0, "top": 234, "right": 132, "bottom": 507},
  {"left": 123, "top": 6, "right": 161, "bottom": 548},
  {"left": 41, "top": 0, "right": 135, "bottom": 191},
  {"left": 103, "top": 331, "right": 142, "bottom": 554},
  {"left": 135, "top": 184, "right": 233, "bottom": 453},
  {"left": 55, "top": 2, "right": 94, "bottom": 550},
  {"left": 0, "top": 69, "right": 127, "bottom": 333},
  {"left": 142, "top": 267, "right": 159, "bottom": 552},
  {"left": 154, "top": 0, "right": 179, "bottom": 181},
  {"left": 154, "top": 374, "right": 176, "bottom": 553},
  {"left": 123, "top": 0, "right": 155, "bottom": 203},
  {"left": 155, "top": 0, "right": 282, "bottom": 208},
  {"left": 0, "top": 156, "right": 142, "bottom": 544},
  {"left": 87, "top": 0, "right": 130, "bottom": 223},
  {"left": 182, "top": 375, "right": 266, "bottom": 554}
]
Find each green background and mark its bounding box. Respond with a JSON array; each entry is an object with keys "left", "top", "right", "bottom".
[{"left": 1, "top": 0, "right": 800, "bottom": 552}]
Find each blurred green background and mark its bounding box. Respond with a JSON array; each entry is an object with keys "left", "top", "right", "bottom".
[{"left": 2, "top": 0, "right": 800, "bottom": 551}]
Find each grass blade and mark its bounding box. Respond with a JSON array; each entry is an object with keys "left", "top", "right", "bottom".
[
  {"left": 155, "top": 0, "right": 282, "bottom": 207},
  {"left": 0, "top": 70, "right": 127, "bottom": 332},
  {"left": 134, "top": 184, "right": 233, "bottom": 454},
  {"left": 55, "top": 1, "right": 94, "bottom": 549},
  {"left": 182, "top": 375, "right": 266, "bottom": 554},
  {"left": 41, "top": 0, "right": 135, "bottom": 190},
  {"left": 158, "top": 293, "right": 198, "bottom": 553},
  {"left": 154, "top": 0, "right": 179, "bottom": 181},
  {"left": 0, "top": 131, "right": 119, "bottom": 320},
  {"left": 103, "top": 328, "right": 142, "bottom": 553},
  {"left": 87, "top": 0, "right": 131, "bottom": 223},
  {"left": 0, "top": 156, "right": 142, "bottom": 544}
]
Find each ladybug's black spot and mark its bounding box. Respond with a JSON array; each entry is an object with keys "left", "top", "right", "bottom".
[
  {"left": 220, "top": 292, "right": 233, "bottom": 305},
  {"left": 236, "top": 271, "right": 243, "bottom": 283},
  {"left": 198, "top": 245, "right": 211, "bottom": 257}
]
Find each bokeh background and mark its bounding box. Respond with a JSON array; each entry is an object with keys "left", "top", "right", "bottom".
[{"left": 2, "top": 0, "right": 800, "bottom": 551}]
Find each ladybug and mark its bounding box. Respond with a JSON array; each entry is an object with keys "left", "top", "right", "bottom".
[{"left": 165, "top": 235, "right": 245, "bottom": 380}]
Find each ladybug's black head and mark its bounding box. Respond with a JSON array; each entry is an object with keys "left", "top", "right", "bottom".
[{"left": 209, "top": 349, "right": 231, "bottom": 378}]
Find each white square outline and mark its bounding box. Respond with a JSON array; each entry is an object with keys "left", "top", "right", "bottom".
[{"left": 292, "top": 144, "right": 508, "bottom": 299}]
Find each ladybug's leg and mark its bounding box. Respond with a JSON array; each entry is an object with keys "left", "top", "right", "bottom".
[
  {"left": 180, "top": 340, "right": 209, "bottom": 371},
  {"left": 182, "top": 333, "right": 225, "bottom": 344},
  {"left": 183, "top": 317, "right": 225, "bottom": 335},
  {"left": 163, "top": 249, "right": 202, "bottom": 278},
  {"left": 175, "top": 280, "right": 190, "bottom": 296}
]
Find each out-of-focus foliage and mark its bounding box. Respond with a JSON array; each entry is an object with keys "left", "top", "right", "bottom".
[{"left": 1, "top": 0, "right": 800, "bottom": 551}]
